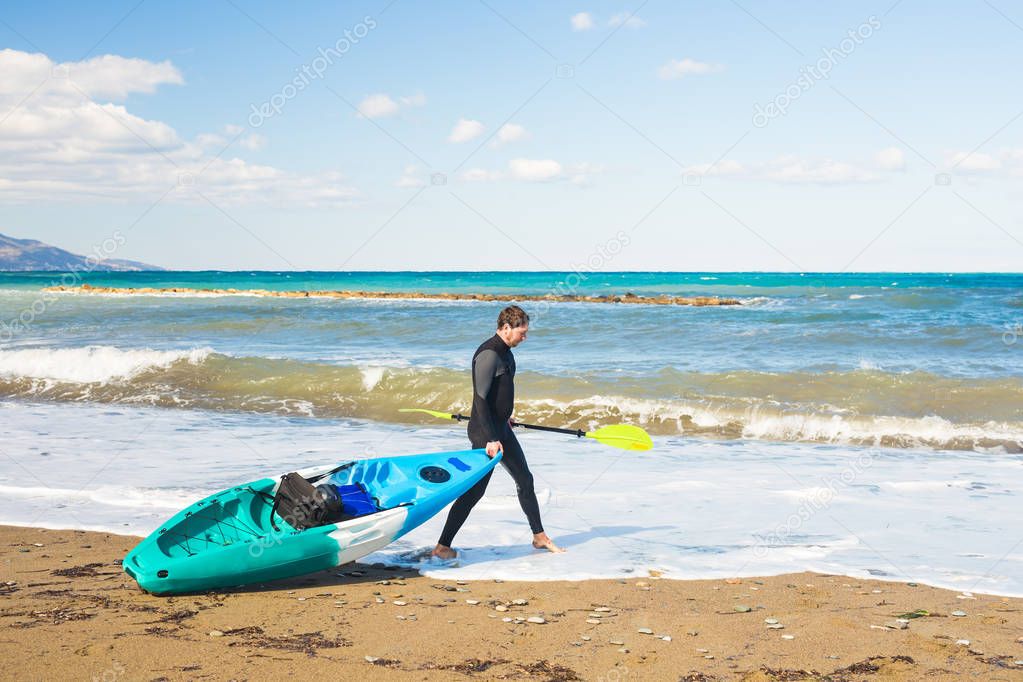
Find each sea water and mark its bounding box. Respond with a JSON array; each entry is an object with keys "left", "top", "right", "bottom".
[{"left": 0, "top": 272, "right": 1020, "bottom": 594}]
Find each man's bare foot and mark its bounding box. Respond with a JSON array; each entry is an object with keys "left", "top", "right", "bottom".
[
  {"left": 532, "top": 532, "right": 566, "bottom": 553},
  {"left": 431, "top": 544, "right": 457, "bottom": 560}
]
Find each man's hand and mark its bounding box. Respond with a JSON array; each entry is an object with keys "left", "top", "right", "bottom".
[{"left": 485, "top": 441, "right": 503, "bottom": 458}]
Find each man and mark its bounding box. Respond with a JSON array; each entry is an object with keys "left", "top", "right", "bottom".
[{"left": 431, "top": 305, "right": 564, "bottom": 559}]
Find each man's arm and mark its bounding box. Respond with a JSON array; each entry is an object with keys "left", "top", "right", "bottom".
[{"left": 472, "top": 349, "right": 503, "bottom": 443}]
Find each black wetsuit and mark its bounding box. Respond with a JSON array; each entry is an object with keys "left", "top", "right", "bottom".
[{"left": 437, "top": 334, "right": 544, "bottom": 547}]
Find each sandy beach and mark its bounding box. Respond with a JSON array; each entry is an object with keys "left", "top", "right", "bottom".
[{"left": 3, "top": 525, "right": 1021, "bottom": 681}]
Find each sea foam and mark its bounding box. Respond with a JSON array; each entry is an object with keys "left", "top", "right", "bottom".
[{"left": 0, "top": 345, "right": 212, "bottom": 383}]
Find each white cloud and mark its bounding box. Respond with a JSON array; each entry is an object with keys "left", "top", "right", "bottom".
[
  {"left": 766, "top": 157, "right": 876, "bottom": 184},
  {"left": 490, "top": 123, "right": 529, "bottom": 148},
  {"left": 567, "top": 161, "right": 606, "bottom": 186},
  {"left": 0, "top": 49, "right": 185, "bottom": 102},
  {"left": 195, "top": 133, "right": 226, "bottom": 149},
  {"left": 239, "top": 133, "right": 266, "bottom": 151},
  {"left": 875, "top": 147, "right": 905, "bottom": 171},
  {"left": 356, "top": 93, "right": 400, "bottom": 118},
  {"left": 509, "top": 158, "right": 563, "bottom": 181},
  {"left": 448, "top": 118, "right": 485, "bottom": 143},
  {"left": 658, "top": 58, "right": 725, "bottom": 80},
  {"left": 608, "top": 12, "right": 646, "bottom": 28},
  {"left": 396, "top": 164, "right": 427, "bottom": 188},
  {"left": 356, "top": 92, "right": 425, "bottom": 119},
  {"left": 462, "top": 159, "right": 603, "bottom": 184},
  {"left": 571, "top": 12, "right": 595, "bottom": 31},
  {"left": 400, "top": 92, "right": 427, "bottom": 107},
  {"left": 939, "top": 148, "right": 1023, "bottom": 178},
  {"left": 947, "top": 151, "right": 1002, "bottom": 172},
  {"left": 682, "top": 156, "right": 879, "bottom": 184},
  {"left": 0, "top": 49, "right": 358, "bottom": 206},
  {"left": 462, "top": 168, "right": 504, "bottom": 182}
]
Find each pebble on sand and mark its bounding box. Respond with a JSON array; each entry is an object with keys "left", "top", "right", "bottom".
[
  {"left": 208, "top": 630, "right": 224, "bottom": 637},
  {"left": 951, "top": 610, "right": 967, "bottom": 617},
  {"left": 586, "top": 618, "right": 601, "bottom": 625},
  {"left": 781, "top": 634, "right": 795, "bottom": 640},
  {"left": 527, "top": 616, "right": 546, "bottom": 624},
  {"left": 638, "top": 628, "right": 654, "bottom": 635},
  {"left": 734, "top": 605, "right": 752, "bottom": 613},
  {"left": 512, "top": 598, "right": 528, "bottom": 605},
  {"left": 465, "top": 599, "right": 480, "bottom": 605},
  {"left": 610, "top": 639, "right": 624, "bottom": 646}
]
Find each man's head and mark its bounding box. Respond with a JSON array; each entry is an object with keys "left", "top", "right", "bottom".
[{"left": 496, "top": 305, "right": 529, "bottom": 347}]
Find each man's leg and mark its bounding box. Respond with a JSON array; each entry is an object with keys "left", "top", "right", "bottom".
[
  {"left": 500, "top": 430, "right": 564, "bottom": 552},
  {"left": 433, "top": 467, "right": 494, "bottom": 557}
]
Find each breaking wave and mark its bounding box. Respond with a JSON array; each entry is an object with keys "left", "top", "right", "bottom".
[{"left": 1, "top": 346, "right": 1020, "bottom": 453}]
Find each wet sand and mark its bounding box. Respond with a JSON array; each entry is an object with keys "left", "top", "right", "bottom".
[
  {"left": 2, "top": 525, "right": 1021, "bottom": 681},
  {"left": 43, "top": 284, "right": 741, "bottom": 306}
]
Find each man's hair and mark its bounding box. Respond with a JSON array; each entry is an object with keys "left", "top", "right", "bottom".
[{"left": 497, "top": 305, "right": 530, "bottom": 329}]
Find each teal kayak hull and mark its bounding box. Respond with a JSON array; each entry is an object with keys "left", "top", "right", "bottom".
[{"left": 123, "top": 449, "right": 498, "bottom": 594}]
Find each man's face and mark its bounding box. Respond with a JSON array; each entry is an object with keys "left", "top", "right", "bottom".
[{"left": 503, "top": 324, "right": 529, "bottom": 347}]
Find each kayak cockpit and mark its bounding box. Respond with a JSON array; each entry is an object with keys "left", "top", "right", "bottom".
[{"left": 154, "top": 482, "right": 278, "bottom": 559}]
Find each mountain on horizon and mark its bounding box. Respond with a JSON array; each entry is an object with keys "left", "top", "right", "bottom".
[{"left": 0, "top": 232, "right": 162, "bottom": 272}]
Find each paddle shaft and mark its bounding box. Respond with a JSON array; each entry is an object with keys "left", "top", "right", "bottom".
[{"left": 445, "top": 412, "right": 586, "bottom": 438}]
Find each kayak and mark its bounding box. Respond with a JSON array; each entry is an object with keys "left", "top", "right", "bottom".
[{"left": 123, "top": 448, "right": 499, "bottom": 594}]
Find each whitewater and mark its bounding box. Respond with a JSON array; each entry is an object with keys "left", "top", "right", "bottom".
[
  {"left": 2, "top": 400, "right": 1020, "bottom": 596},
  {"left": 0, "top": 271, "right": 1020, "bottom": 593}
]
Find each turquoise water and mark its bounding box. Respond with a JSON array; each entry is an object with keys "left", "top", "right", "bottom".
[
  {"left": 0, "top": 271, "right": 1021, "bottom": 449},
  {"left": 3, "top": 270, "right": 1022, "bottom": 294}
]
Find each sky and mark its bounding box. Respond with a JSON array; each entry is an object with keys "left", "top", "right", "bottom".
[{"left": 0, "top": 0, "right": 1021, "bottom": 271}]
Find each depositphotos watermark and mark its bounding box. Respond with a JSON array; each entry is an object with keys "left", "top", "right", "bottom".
[
  {"left": 1004, "top": 322, "right": 1021, "bottom": 346},
  {"left": 527, "top": 230, "right": 632, "bottom": 326},
  {"left": 753, "top": 16, "right": 881, "bottom": 128},
  {"left": 249, "top": 16, "right": 377, "bottom": 128},
  {"left": 0, "top": 231, "right": 127, "bottom": 343},
  {"left": 92, "top": 661, "right": 126, "bottom": 682},
  {"left": 753, "top": 450, "right": 874, "bottom": 557}
]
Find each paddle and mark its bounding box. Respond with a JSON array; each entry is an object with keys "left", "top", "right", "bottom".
[{"left": 398, "top": 408, "right": 653, "bottom": 451}]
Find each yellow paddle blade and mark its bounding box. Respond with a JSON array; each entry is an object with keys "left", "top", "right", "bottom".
[
  {"left": 398, "top": 408, "right": 456, "bottom": 420},
  {"left": 584, "top": 424, "right": 653, "bottom": 451}
]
